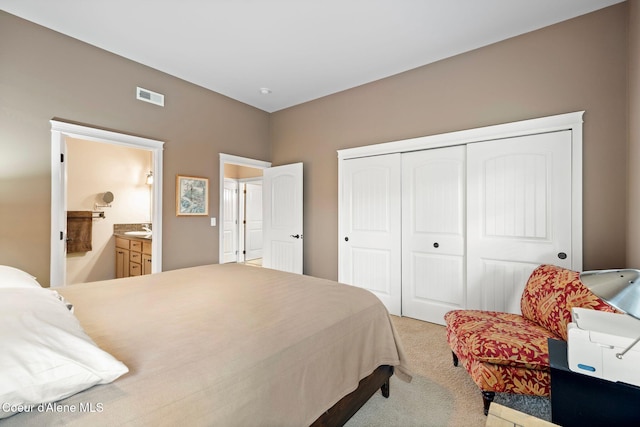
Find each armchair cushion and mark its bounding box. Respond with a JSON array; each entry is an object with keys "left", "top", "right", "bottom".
[
  {"left": 444, "top": 310, "right": 557, "bottom": 370},
  {"left": 520, "top": 264, "right": 615, "bottom": 340}
]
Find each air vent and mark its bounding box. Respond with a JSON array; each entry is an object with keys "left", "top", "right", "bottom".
[{"left": 136, "top": 87, "right": 164, "bottom": 107}]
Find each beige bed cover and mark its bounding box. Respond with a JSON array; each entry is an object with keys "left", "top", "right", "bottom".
[{"left": 4, "top": 264, "right": 411, "bottom": 426}]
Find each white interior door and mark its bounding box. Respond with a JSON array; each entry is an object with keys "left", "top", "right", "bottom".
[
  {"left": 466, "top": 130, "right": 573, "bottom": 314},
  {"left": 244, "top": 181, "right": 263, "bottom": 260},
  {"left": 222, "top": 179, "right": 238, "bottom": 263},
  {"left": 402, "top": 146, "right": 466, "bottom": 324},
  {"left": 339, "top": 154, "right": 401, "bottom": 315},
  {"left": 263, "top": 163, "right": 303, "bottom": 273}
]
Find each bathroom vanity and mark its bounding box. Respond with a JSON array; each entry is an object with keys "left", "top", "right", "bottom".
[{"left": 115, "top": 235, "right": 152, "bottom": 278}]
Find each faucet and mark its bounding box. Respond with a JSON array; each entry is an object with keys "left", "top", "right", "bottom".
[{"left": 142, "top": 224, "right": 152, "bottom": 233}]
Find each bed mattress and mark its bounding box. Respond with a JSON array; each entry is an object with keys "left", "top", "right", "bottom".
[{"left": 4, "top": 264, "right": 410, "bottom": 426}]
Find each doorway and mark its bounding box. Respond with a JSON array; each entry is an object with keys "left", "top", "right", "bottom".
[
  {"left": 65, "top": 139, "right": 154, "bottom": 283},
  {"left": 222, "top": 177, "right": 263, "bottom": 265},
  {"left": 219, "top": 154, "right": 270, "bottom": 265},
  {"left": 219, "top": 154, "right": 304, "bottom": 273},
  {"left": 50, "top": 120, "right": 164, "bottom": 287}
]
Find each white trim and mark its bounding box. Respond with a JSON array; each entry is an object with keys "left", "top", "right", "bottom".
[
  {"left": 338, "top": 111, "right": 584, "bottom": 271},
  {"left": 51, "top": 121, "right": 164, "bottom": 150},
  {"left": 50, "top": 120, "right": 165, "bottom": 287},
  {"left": 219, "top": 153, "right": 271, "bottom": 264},
  {"left": 338, "top": 111, "right": 585, "bottom": 160}
]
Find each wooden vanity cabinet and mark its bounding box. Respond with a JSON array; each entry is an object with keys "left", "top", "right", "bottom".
[{"left": 116, "top": 236, "right": 152, "bottom": 278}]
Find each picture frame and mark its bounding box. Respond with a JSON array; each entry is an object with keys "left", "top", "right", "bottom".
[{"left": 176, "top": 175, "right": 209, "bottom": 216}]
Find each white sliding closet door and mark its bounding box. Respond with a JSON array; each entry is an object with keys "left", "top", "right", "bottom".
[
  {"left": 466, "top": 130, "right": 573, "bottom": 314},
  {"left": 340, "top": 153, "right": 402, "bottom": 315},
  {"left": 338, "top": 113, "right": 582, "bottom": 325},
  {"left": 402, "top": 146, "right": 466, "bottom": 324}
]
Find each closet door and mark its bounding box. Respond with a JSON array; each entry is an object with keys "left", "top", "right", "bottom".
[
  {"left": 339, "top": 153, "right": 401, "bottom": 315},
  {"left": 402, "top": 146, "right": 466, "bottom": 325},
  {"left": 466, "top": 130, "right": 572, "bottom": 314}
]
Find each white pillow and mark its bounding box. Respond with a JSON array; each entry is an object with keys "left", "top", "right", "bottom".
[
  {"left": 0, "top": 287, "right": 128, "bottom": 419},
  {"left": 0, "top": 265, "right": 41, "bottom": 289}
]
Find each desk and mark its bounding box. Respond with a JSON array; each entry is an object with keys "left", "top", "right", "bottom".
[{"left": 548, "top": 338, "right": 640, "bottom": 426}]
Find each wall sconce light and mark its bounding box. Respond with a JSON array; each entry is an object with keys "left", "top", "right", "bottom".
[{"left": 146, "top": 171, "right": 154, "bottom": 185}]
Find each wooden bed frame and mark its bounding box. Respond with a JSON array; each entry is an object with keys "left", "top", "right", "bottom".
[{"left": 311, "top": 365, "right": 394, "bottom": 426}]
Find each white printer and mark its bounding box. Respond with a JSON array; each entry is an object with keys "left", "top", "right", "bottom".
[{"left": 567, "top": 307, "right": 640, "bottom": 387}]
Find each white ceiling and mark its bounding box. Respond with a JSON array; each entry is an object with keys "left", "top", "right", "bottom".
[{"left": 0, "top": 0, "right": 624, "bottom": 112}]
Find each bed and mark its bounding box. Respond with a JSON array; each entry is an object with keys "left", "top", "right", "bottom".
[{"left": 0, "top": 263, "right": 411, "bottom": 426}]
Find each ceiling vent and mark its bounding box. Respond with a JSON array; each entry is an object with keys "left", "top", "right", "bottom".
[{"left": 136, "top": 87, "right": 164, "bottom": 107}]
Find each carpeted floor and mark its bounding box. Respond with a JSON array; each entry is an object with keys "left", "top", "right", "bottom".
[{"left": 346, "top": 316, "right": 550, "bottom": 427}]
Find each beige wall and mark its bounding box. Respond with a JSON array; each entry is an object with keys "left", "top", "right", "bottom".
[
  {"left": 627, "top": 1, "right": 640, "bottom": 266},
  {"left": 0, "top": 11, "right": 270, "bottom": 285},
  {"left": 66, "top": 139, "right": 152, "bottom": 284},
  {"left": 224, "top": 164, "right": 264, "bottom": 179},
  {"left": 271, "top": 3, "right": 630, "bottom": 280},
  {"left": 1, "top": 4, "right": 635, "bottom": 285}
]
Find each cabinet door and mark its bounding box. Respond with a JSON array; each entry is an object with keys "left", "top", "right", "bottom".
[
  {"left": 466, "top": 130, "right": 572, "bottom": 313},
  {"left": 340, "top": 153, "right": 401, "bottom": 315},
  {"left": 116, "top": 248, "right": 130, "bottom": 278},
  {"left": 401, "top": 146, "right": 466, "bottom": 325},
  {"left": 142, "top": 254, "right": 152, "bottom": 275}
]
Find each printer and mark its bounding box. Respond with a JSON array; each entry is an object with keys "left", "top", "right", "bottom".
[{"left": 567, "top": 307, "right": 640, "bottom": 387}]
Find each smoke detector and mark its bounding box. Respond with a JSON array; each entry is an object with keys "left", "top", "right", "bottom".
[{"left": 136, "top": 87, "right": 165, "bottom": 107}]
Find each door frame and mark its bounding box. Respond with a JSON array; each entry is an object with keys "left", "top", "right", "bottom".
[
  {"left": 50, "top": 120, "right": 164, "bottom": 287},
  {"left": 338, "top": 111, "right": 584, "bottom": 270},
  {"left": 219, "top": 153, "right": 271, "bottom": 264}
]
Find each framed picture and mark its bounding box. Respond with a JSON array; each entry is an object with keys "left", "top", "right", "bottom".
[{"left": 176, "top": 175, "right": 209, "bottom": 216}]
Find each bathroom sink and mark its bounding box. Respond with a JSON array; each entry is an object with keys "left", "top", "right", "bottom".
[{"left": 124, "top": 231, "right": 152, "bottom": 237}]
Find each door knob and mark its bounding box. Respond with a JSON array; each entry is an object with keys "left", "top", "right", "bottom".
[
  {"left": 433, "top": 242, "right": 439, "bottom": 248},
  {"left": 558, "top": 252, "right": 567, "bottom": 260},
  {"left": 345, "top": 237, "right": 349, "bottom": 242}
]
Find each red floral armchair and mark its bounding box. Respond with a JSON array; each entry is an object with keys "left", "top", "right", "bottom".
[{"left": 444, "top": 264, "right": 615, "bottom": 415}]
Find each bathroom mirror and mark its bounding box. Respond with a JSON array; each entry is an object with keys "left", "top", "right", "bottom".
[{"left": 103, "top": 191, "right": 114, "bottom": 204}]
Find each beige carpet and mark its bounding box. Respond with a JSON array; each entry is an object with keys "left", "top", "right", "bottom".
[{"left": 347, "top": 316, "right": 494, "bottom": 427}]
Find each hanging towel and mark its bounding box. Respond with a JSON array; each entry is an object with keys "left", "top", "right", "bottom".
[{"left": 67, "top": 211, "right": 93, "bottom": 253}]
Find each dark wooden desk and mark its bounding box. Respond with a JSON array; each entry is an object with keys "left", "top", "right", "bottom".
[{"left": 548, "top": 338, "right": 640, "bottom": 426}]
